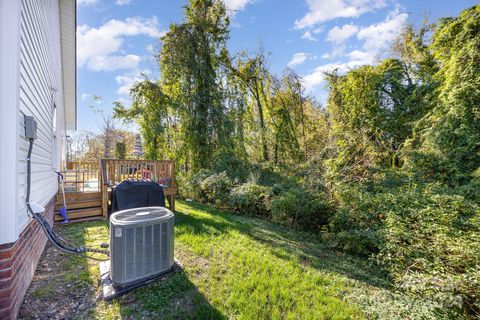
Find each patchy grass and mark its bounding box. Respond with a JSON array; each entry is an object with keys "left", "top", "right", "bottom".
[
  {"left": 19, "top": 200, "right": 445, "bottom": 319},
  {"left": 31, "top": 283, "right": 55, "bottom": 299}
]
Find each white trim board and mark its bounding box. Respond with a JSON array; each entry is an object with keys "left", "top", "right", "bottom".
[{"left": 0, "top": 0, "right": 22, "bottom": 244}]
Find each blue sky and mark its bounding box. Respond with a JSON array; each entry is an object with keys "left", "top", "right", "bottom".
[{"left": 76, "top": 0, "right": 477, "bottom": 132}]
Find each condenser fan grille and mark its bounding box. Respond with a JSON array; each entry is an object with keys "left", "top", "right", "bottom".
[{"left": 111, "top": 207, "right": 172, "bottom": 224}]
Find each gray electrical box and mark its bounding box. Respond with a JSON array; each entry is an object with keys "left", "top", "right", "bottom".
[{"left": 24, "top": 116, "right": 37, "bottom": 139}]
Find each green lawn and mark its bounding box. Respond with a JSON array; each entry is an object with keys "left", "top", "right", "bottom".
[{"left": 21, "top": 200, "right": 445, "bottom": 319}]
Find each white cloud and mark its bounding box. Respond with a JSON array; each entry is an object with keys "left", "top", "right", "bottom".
[
  {"left": 326, "top": 23, "right": 359, "bottom": 44},
  {"left": 320, "top": 9, "right": 407, "bottom": 63},
  {"left": 115, "top": 69, "right": 151, "bottom": 95},
  {"left": 224, "top": 0, "right": 254, "bottom": 12},
  {"left": 295, "top": 0, "right": 386, "bottom": 29},
  {"left": 89, "top": 54, "right": 141, "bottom": 72},
  {"left": 288, "top": 52, "right": 310, "bottom": 67},
  {"left": 115, "top": 97, "right": 130, "bottom": 105},
  {"left": 303, "top": 47, "right": 379, "bottom": 93},
  {"left": 348, "top": 49, "right": 371, "bottom": 61},
  {"left": 77, "top": 0, "right": 98, "bottom": 6},
  {"left": 146, "top": 44, "right": 155, "bottom": 54},
  {"left": 80, "top": 93, "right": 102, "bottom": 104},
  {"left": 77, "top": 17, "right": 165, "bottom": 72},
  {"left": 357, "top": 9, "right": 408, "bottom": 51},
  {"left": 115, "top": 74, "right": 139, "bottom": 95},
  {"left": 81, "top": 93, "right": 92, "bottom": 101},
  {"left": 301, "top": 27, "right": 323, "bottom": 41},
  {"left": 301, "top": 30, "right": 317, "bottom": 41},
  {"left": 116, "top": 0, "right": 132, "bottom": 5},
  {"left": 302, "top": 57, "right": 374, "bottom": 93},
  {"left": 301, "top": 8, "right": 408, "bottom": 97},
  {"left": 321, "top": 45, "right": 346, "bottom": 60},
  {"left": 302, "top": 64, "right": 334, "bottom": 93}
]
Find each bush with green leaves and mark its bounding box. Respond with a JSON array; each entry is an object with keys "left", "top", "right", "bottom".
[
  {"left": 228, "top": 182, "right": 272, "bottom": 216},
  {"left": 271, "top": 187, "right": 332, "bottom": 230},
  {"left": 376, "top": 187, "right": 480, "bottom": 316},
  {"left": 182, "top": 170, "right": 211, "bottom": 201},
  {"left": 200, "top": 171, "right": 233, "bottom": 205},
  {"left": 458, "top": 176, "right": 480, "bottom": 203},
  {"left": 185, "top": 170, "right": 233, "bottom": 205},
  {"left": 326, "top": 185, "right": 385, "bottom": 255},
  {"left": 328, "top": 182, "right": 480, "bottom": 316}
]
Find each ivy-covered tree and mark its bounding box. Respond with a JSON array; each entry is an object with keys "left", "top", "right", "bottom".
[
  {"left": 160, "top": 0, "right": 231, "bottom": 172},
  {"left": 114, "top": 79, "right": 170, "bottom": 160},
  {"left": 406, "top": 6, "right": 480, "bottom": 185},
  {"left": 229, "top": 49, "right": 271, "bottom": 162},
  {"left": 324, "top": 23, "right": 440, "bottom": 183}
]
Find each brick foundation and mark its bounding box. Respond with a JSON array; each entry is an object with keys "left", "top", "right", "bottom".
[{"left": 0, "top": 196, "right": 55, "bottom": 320}]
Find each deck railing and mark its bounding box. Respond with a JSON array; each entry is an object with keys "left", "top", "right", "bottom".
[
  {"left": 100, "top": 159, "right": 176, "bottom": 216},
  {"left": 100, "top": 159, "right": 175, "bottom": 187},
  {"left": 59, "top": 161, "right": 101, "bottom": 193}
]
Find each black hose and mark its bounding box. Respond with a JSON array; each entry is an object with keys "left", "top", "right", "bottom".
[{"left": 26, "top": 138, "right": 110, "bottom": 259}]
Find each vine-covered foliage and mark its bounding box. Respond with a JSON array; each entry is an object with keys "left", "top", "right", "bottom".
[
  {"left": 322, "top": 7, "right": 480, "bottom": 316},
  {"left": 114, "top": 2, "right": 480, "bottom": 317},
  {"left": 405, "top": 7, "right": 480, "bottom": 186}
]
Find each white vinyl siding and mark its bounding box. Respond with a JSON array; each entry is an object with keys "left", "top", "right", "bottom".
[
  {"left": 17, "top": 0, "right": 66, "bottom": 234},
  {"left": 0, "top": 0, "right": 22, "bottom": 244}
]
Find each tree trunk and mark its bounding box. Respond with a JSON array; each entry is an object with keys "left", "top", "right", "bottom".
[{"left": 253, "top": 85, "right": 269, "bottom": 162}]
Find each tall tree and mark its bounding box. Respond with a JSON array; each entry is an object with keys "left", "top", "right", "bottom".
[
  {"left": 406, "top": 6, "right": 480, "bottom": 184},
  {"left": 160, "top": 0, "right": 231, "bottom": 172},
  {"left": 269, "top": 70, "right": 306, "bottom": 164},
  {"left": 228, "top": 49, "right": 271, "bottom": 162},
  {"left": 114, "top": 79, "right": 169, "bottom": 160}
]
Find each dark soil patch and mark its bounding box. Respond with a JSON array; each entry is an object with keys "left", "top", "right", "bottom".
[{"left": 18, "top": 242, "right": 100, "bottom": 320}]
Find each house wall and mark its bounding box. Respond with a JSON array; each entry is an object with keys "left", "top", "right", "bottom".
[
  {"left": 0, "top": 198, "right": 55, "bottom": 320},
  {"left": 17, "top": 0, "right": 66, "bottom": 235},
  {"left": 0, "top": 0, "right": 22, "bottom": 245},
  {"left": 0, "top": 0, "right": 70, "bottom": 318}
]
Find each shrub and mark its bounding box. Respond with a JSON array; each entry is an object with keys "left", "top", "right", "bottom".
[
  {"left": 183, "top": 170, "right": 233, "bottom": 205},
  {"left": 458, "top": 177, "right": 480, "bottom": 203},
  {"left": 200, "top": 171, "right": 233, "bottom": 205},
  {"left": 228, "top": 182, "right": 272, "bottom": 216},
  {"left": 199, "top": 171, "right": 233, "bottom": 205},
  {"left": 182, "top": 169, "right": 211, "bottom": 201},
  {"left": 377, "top": 189, "right": 480, "bottom": 316},
  {"left": 270, "top": 189, "right": 302, "bottom": 227},
  {"left": 271, "top": 188, "right": 331, "bottom": 230},
  {"left": 327, "top": 185, "right": 385, "bottom": 255},
  {"left": 213, "top": 152, "right": 250, "bottom": 181},
  {"left": 329, "top": 183, "right": 480, "bottom": 315}
]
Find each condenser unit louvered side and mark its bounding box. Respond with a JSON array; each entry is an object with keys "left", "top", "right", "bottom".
[{"left": 110, "top": 207, "right": 174, "bottom": 286}]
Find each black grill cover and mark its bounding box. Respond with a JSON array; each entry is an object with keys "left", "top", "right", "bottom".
[{"left": 111, "top": 179, "right": 165, "bottom": 213}]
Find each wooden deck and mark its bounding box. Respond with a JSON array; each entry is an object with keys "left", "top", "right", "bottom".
[
  {"left": 55, "top": 161, "right": 103, "bottom": 221},
  {"left": 56, "top": 159, "right": 176, "bottom": 221}
]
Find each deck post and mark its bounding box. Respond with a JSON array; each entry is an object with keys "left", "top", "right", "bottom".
[
  {"left": 102, "top": 185, "right": 108, "bottom": 218},
  {"left": 100, "top": 159, "right": 108, "bottom": 218},
  {"left": 170, "top": 160, "right": 175, "bottom": 211},
  {"left": 167, "top": 195, "right": 175, "bottom": 212}
]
